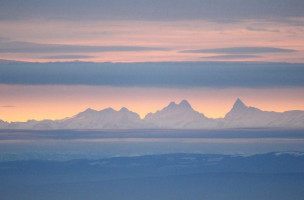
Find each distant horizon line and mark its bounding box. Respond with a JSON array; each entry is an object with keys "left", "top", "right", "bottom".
[{"left": 1, "top": 59, "right": 304, "bottom": 65}]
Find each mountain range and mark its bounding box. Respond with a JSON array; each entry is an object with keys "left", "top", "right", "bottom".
[{"left": 1, "top": 98, "right": 304, "bottom": 129}]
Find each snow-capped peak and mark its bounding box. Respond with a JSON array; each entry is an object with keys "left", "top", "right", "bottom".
[
  {"left": 120, "top": 107, "right": 129, "bottom": 112},
  {"left": 179, "top": 100, "right": 192, "bottom": 109},
  {"left": 233, "top": 98, "right": 247, "bottom": 110}
]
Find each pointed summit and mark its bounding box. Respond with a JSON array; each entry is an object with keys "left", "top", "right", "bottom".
[
  {"left": 233, "top": 98, "right": 247, "bottom": 109},
  {"left": 120, "top": 107, "right": 129, "bottom": 112},
  {"left": 179, "top": 100, "right": 192, "bottom": 109},
  {"left": 225, "top": 98, "right": 251, "bottom": 120},
  {"left": 168, "top": 101, "right": 177, "bottom": 107},
  {"left": 144, "top": 99, "right": 208, "bottom": 128},
  {"left": 103, "top": 107, "right": 115, "bottom": 112},
  {"left": 84, "top": 108, "right": 95, "bottom": 112},
  {"left": 163, "top": 101, "right": 177, "bottom": 111},
  {"left": 77, "top": 108, "right": 97, "bottom": 116},
  {"left": 163, "top": 100, "right": 193, "bottom": 112}
]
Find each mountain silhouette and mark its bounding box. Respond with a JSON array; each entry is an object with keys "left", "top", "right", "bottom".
[
  {"left": 1, "top": 98, "right": 304, "bottom": 129},
  {"left": 144, "top": 100, "right": 215, "bottom": 128}
]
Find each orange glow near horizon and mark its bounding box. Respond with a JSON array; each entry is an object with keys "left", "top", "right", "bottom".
[{"left": 0, "top": 85, "right": 304, "bottom": 122}]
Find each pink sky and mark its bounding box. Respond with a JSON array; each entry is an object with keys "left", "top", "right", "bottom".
[
  {"left": 0, "top": 20, "right": 304, "bottom": 63},
  {"left": 0, "top": 1, "right": 304, "bottom": 122}
]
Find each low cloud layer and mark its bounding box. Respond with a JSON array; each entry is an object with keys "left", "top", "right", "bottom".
[
  {"left": 1, "top": 0, "right": 304, "bottom": 22},
  {"left": 1, "top": 105, "right": 15, "bottom": 108},
  {"left": 42, "top": 55, "right": 96, "bottom": 60},
  {"left": 0, "top": 62, "right": 303, "bottom": 88},
  {"left": 181, "top": 47, "right": 296, "bottom": 54},
  {"left": 246, "top": 27, "right": 280, "bottom": 33},
  {"left": 202, "top": 55, "right": 262, "bottom": 60},
  {"left": 0, "top": 41, "right": 168, "bottom": 53}
]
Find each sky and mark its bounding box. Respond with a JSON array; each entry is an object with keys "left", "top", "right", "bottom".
[
  {"left": 0, "top": 0, "right": 304, "bottom": 122},
  {"left": 1, "top": 0, "right": 304, "bottom": 63}
]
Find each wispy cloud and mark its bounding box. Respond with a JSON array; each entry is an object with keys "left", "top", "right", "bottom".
[
  {"left": 0, "top": 41, "right": 169, "bottom": 53},
  {"left": 41, "top": 55, "right": 96, "bottom": 60},
  {"left": 1, "top": 105, "right": 16, "bottom": 108},
  {"left": 201, "top": 55, "right": 262, "bottom": 60},
  {"left": 246, "top": 27, "right": 280, "bottom": 33},
  {"left": 181, "top": 47, "right": 297, "bottom": 54},
  {"left": 0, "top": 59, "right": 26, "bottom": 64}
]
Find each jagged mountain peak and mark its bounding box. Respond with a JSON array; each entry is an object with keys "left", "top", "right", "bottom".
[
  {"left": 224, "top": 98, "right": 249, "bottom": 119},
  {"left": 167, "top": 101, "right": 177, "bottom": 108},
  {"left": 233, "top": 98, "right": 247, "bottom": 109},
  {"left": 102, "top": 107, "right": 115, "bottom": 112},
  {"left": 179, "top": 100, "right": 192, "bottom": 108},
  {"left": 1, "top": 98, "right": 304, "bottom": 130},
  {"left": 58, "top": 106, "right": 143, "bottom": 129},
  {"left": 84, "top": 108, "right": 96, "bottom": 112},
  {"left": 143, "top": 100, "right": 209, "bottom": 128},
  {"left": 76, "top": 108, "right": 98, "bottom": 117},
  {"left": 164, "top": 100, "right": 193, "bottom": 111},
  {"left": 120, "top": 107, "right": 129, "bottom": 112}
]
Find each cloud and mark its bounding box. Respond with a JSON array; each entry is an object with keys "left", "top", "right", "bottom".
[
  {"left": 181, "top": 47, "right": 297, "bottom": 54},
  {"left": 0, "top": 41, "right": 169, "bottom": 53},
  {"left": 0, "top": 61, "right": 303, "bottom": 88},
  {"left": 1, "top": 105, "right": 16, "bottom": 108},
  {"left": 41, "top": 55, "right": 96, "bottom": 59},
  {"left": 1, "top": 0, "right": 304, "bottom": 22},
  {"left": 201, "top": 55, "right": 262, "bottom": 60},
  {"left": 0, "top": 59, "right": 27, "bottom": 64},
  {"left": 246, "top": 27, "right": 280, "bottom": 33}
]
